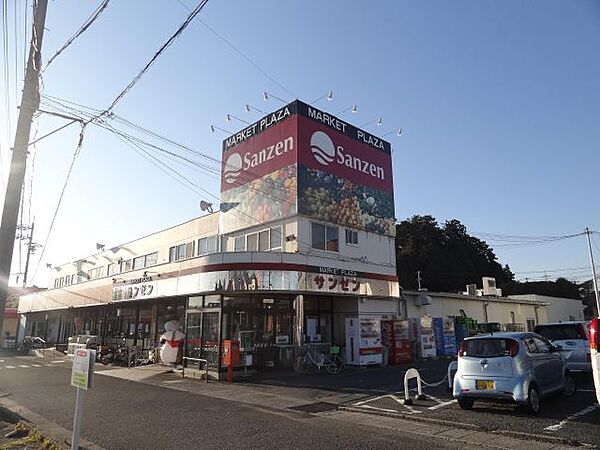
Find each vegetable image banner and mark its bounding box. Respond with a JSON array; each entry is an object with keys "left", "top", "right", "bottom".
[{"left": 298, "top": 165, "right": 395, "bottom": 236}]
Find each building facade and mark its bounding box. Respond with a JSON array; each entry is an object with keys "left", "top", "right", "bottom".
[
  {"left": 508, "top": 294, "right": 585, "bottom": 323},
  {"left": 19, "top": 100, "right": 399, "bottom": 377}
]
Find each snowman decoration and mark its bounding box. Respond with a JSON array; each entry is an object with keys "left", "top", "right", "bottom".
[{"left": 159, "top": 319, "right": 185, "bottom": 365}]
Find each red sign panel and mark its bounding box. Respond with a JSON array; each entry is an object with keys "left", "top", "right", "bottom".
[
  {"left": 220, "top": 116, "right": 298, "bottom": 193},
  {"left": 296, "top": 115, "right": 394, "bottom": 194}
]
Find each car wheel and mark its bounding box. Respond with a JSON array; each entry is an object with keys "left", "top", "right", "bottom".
[
  {"left": 458, "top": 398, "right": 474, "bottom": 410},
  {"left": 526, "top": 385, "right": 541, "bottom": 415},
  {"left": 562, "top": 374, "right": 576, "bottom": 397}
]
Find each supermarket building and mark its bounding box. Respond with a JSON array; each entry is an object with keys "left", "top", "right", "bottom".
[{"left": 18, "top": 100, "right": 400, "bottom": 376}]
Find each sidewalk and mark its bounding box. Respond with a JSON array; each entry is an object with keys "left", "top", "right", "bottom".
[{"left": 95, "top": 358, "right": 453, "bottom": 412}]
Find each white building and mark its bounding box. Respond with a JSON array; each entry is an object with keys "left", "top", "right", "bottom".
[
  {"left": 19, "top": 100, "right": 399, "bottom": 376},
  {"left": 508, "top": 294, "right": 585, "bottom": 323}
]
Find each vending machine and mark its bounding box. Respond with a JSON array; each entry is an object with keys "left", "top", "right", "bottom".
[
  {"left": 345, "top": 317, "right": 383, "bottom": 366},
  {"left": 418, "top": 316, "right": 437, "bottom": 359}
]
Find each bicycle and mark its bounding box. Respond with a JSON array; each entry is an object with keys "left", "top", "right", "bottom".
[{"left": 293, "top": 344, "right": 344, "bottom": 375}]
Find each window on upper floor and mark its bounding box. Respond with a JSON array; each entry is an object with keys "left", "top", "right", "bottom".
[
  {"left": 169, "top": 242, "right": 194, "bottom": 262},
  {"left": 132, "top": 252, "right": 158, "bottom": 270},
  {"left": 120, "top": 259, "right": 131, "bottom": 273},
  {"left": 231, "top": 226, "right": 283, "bottom": 253},
  {"left": 311, "top": 222, "right": 338, "bottom": 252},
  {"left": 345, "top": 229, "right": 358, "bottom": 246},
  {"left": 270, "top": 226, "right": 282, "bottom": 251},
  {"left": 234, "top": 235, "right": 245, "bottom": 252},
  {"left": 246, "top": 233, "right": 258, "bottom": 252},
  {"left": 198, "top": 235, "right": 217, "bottom": 256},
  {"left": 144, "top": 252, "right": 158, "bottom": 267},
  {"left": 87, "top": 266, "right": 105, "bottom": 280},
  {"left": 258, "top": 230, "right": 270, "bottom": 252},
  {"left": 107, "top": 263, "right": 117, "bottom": 276}
]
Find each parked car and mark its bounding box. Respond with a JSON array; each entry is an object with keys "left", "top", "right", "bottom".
[
  {"left": 589, "top": 318, "right": 600, "bottom": 404},
  {"left": 534, "top": 321, "right": 590, "bottom": 372},
  {"left": 453, "top": 332, "right": 575, "bottom": 414}
]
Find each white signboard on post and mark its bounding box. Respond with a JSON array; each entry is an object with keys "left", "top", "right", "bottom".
[{"left": 71, "top": 349, "right": 95, "bottom": 390}]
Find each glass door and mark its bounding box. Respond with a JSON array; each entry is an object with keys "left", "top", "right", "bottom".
[
  {"left": 185, "top": 308, "right": 221, "bottom": 370},
  {"left": 185, "top": 313, "right": 202, "bottom": 360},
  {"left": 201, "top": 311, "right": 220, "bottom": 368}
]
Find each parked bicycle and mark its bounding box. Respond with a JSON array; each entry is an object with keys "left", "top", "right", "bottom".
[{"left": 293, "top": 344, "right": 344, "bottom": 374}]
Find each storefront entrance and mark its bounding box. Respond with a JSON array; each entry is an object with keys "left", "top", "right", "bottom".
[{"left": 185, "top": 308, "right": 221, "bottom": 369}]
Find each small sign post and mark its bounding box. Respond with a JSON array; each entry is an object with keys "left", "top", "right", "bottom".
[{"left": 70, "top": 349, "right": 95, "bottom": 450}]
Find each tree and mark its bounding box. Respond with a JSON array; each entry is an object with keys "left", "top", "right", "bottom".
[{"left": 395, "top": 215, "right": 514, "bottom": 292}]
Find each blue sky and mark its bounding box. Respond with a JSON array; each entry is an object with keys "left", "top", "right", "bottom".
[{"left": 1, "top": 0, "right": 599, "bottom": 287}]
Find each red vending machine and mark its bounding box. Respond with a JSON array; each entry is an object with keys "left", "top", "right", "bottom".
[
  {"left": 390, "top": 320, "right": 413, "bottom": 364},
  {"left": 380, "top": 320, "right": 413, "bottom": 365}
]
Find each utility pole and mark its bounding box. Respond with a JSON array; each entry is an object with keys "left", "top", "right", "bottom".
[
  {"left": 585, "top": 227, "right": 600, "bottom": 316},
  {"left": 0, "top": 0, "right": 48, "bottom": 343},
  {"left": 22, "top": 220, "right": 35, "bottom": 287}
]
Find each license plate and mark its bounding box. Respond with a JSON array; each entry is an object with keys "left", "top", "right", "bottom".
[{"left": 476, "top": 380, "right": 495, "bottom": 390}]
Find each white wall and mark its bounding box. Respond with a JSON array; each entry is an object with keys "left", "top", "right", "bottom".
[
  {"left": 402, "top": 291, "right": 549, "bottom": 327},
  {"left": 296, "top": 216, "right": 396, "bottom": 274},
  {"left": 509, "top": 294, "right": 585, "bottom": 322},
  {"left": 50, "top": 213, "right": 220, "bottom": 288}
]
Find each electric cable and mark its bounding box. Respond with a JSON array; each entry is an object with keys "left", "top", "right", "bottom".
[
  {"left": 30, "top": 124, "right": 87, "bottom": 282},
  {"left": 102, "top": 0, "right": 208, "bottom": 115},
  {"left": 42, "top": 0, "right": 111, "bottom": 71},
  {"left": 174, "top": 0, "right": 296, "bottom": 99}
]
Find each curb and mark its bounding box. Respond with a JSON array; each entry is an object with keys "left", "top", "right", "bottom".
[
  {"left": 339, "top": 405, "right": 479, "bottom": 430},
  {"left": 339, "top": 405, "right": 588, "bottom": 448},
  {"left": 0, "top": 392, "right": 106, "bottom": 450}
]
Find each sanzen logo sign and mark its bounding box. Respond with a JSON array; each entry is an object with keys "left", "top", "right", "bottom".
[
  {"left": 310, "top": 130, "right": 386, "bottom": 180},
  {"left": 223, "top": 136, "right": 294, "bottom": 184}
]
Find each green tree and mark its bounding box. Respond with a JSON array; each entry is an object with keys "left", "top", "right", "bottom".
[{"left": 395, "top": 215, "right": 514, "bottom": 292}]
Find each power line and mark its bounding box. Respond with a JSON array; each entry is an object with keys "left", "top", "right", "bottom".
[
  {"left": 42, "top": 0, "right": 111, "bottom": 71},
  {"left": 174, "top": 0, "right": 295, "bottom": 99},
  {"left": 31, "top": 124, "right": 87, "bottom": 282},
  {"left": 103, "top": 0, "right": 208, "bottom": 114}
]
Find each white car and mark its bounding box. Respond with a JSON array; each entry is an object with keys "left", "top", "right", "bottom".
[
  {"left": 534, "top": 321, "right": 591, "bottom": 372},
  {"left": 453, "top": 332, "right": 575, "bottom": 414}
]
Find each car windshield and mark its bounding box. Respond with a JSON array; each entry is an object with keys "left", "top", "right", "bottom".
[
  {"left": 463, "top": 339, "right": 511, "bottom": 358},
  {"left": 535, "top": 324, "right": 585, "bottom": 341}
]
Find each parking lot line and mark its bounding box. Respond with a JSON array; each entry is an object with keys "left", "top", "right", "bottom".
[
  {"left": 50, "top": 360, "right": 65, "bottom": 364},
  {"left": 5, "top": 365, "right": 15, "bottom": 369},
  {"left": 389, "top": 394, "right": 421, "bottom": 414},
  {"left": 353, "top": 394, "right": 391, "bottom": 406},
  {"left": 544, "top": 403, "right": 599, "bottom": 432},
  {"left": 18, "top": 365, "right": 29, "bottom": 368},
  {"left": 428, "top": 399, "right": 457, "bottom": 410},
  {"left": 357, "top": 404, "right": 399, "bottom": 414}
]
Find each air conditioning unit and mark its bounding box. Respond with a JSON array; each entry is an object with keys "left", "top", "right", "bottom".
[{"left": 482, "top": 277, "right": 497, "bottom": 296}]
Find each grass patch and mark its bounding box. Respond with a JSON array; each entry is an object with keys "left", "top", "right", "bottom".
[{"left": 0, "top": 422, "right": 64, "bottom": 450}]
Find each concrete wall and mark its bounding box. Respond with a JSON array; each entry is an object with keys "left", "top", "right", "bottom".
[
  {"left": 402, "top": 291, "right": 549, "bottom": 328},
  {"left": 49, "top": 213, "right": 220, "bottom": 288},
  {"left": 296, "top": 216, "right": 396, "bottom": 269},
  {"left": 508, "top": 294, "right": 585, "bottom": 323}
]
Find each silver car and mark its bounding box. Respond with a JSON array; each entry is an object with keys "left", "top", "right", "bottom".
[
  {"left": 534, "top": 322, "right": 591, "bottom": 372},
  {"left": 453, "top": 332, "right": 576, "bottom": 414}
]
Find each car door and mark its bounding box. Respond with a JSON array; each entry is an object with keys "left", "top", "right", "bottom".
[
  {"left": 532, "top": 335, "right": 564, "bottom": 392},
  {"left": 523, "top": 335, "right": 550, "bottom": 392}
]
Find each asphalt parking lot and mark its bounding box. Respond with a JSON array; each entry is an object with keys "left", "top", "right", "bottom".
[{"left": 346, "top": 370, "right": 600, "bottom": 447}]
